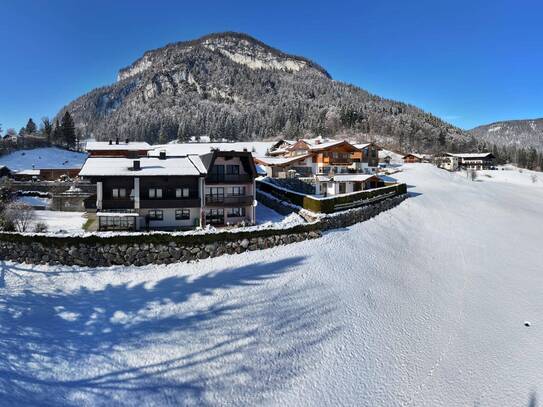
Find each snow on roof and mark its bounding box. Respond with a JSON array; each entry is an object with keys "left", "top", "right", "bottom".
[
  {"left": 16, "top": 169, "right": 40, "bottom": 175},
  {"left": 85, "top": 141, "right": 152, "bottom": 151},
  {"left": 331, "top": 174, "right": 378, "bottom": 182},
  {"left": 449, "top": 152, "right": 493, "bottom": 158},
  {"left": 309, "top": 140, "right": 356, "bottom": 151},
  {"left": 150, "top": 142, "right": 274, "bottom": 157},
  {"left": 79, "top": 156, "right": 206, "bottom": 177},
  {"left": 96, "top": 212, "right": 139, "bottom": 217},
  {"left": 403, "top": 153, "right": 426, "bottom": 159},
  {"left": 254, "top": 154, "right": 311, "bottom": 166}
]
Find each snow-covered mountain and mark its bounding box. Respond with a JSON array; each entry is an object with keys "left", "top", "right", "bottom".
[
  {"left": 57, "top": 32, "right": 469, "bottom": 152},
  {"left": 470, "top": 118, "right": 543, "bottom": 152}
]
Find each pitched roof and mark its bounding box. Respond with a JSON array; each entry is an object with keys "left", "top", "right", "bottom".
[
  {"left": 448, "top": 152, "right": 494, "bottom": 159},
  {"left": 254, "top": 154, "right": 311, "bottom": 166},
  {"left": 85, "top": 141, "right": 152, "bottom": 151},
  {"left": 79, "top": 156, "right": 206, "bottom": 177}
]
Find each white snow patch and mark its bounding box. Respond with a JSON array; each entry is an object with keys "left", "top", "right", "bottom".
[{"left": 1, "top": 164, "right": 542, "bottom": 405}]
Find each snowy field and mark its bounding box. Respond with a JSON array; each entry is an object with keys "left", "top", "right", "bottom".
[
  {"left": 0, "top": 147, "right": 87, "bottom": 170},
  {"left": 32, "top": 210, "right": 87, "bottom": 233},
  {"left": 1, "top": 164, "right": 542, "bottom": 406}
]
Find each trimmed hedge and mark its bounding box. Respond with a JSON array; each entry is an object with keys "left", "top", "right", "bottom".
[{"left": 257, "top": 180, "right": 407, "bottom": 214}]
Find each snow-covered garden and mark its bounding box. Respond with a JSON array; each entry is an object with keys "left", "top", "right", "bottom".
[{"left": 1, "top": 163, "right": 542, "bottom": 405}]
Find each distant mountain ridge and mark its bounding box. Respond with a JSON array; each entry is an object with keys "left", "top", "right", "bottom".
[
  {"left": 470, "top": 118, "right": 543, "bottom": 153},
  {"left": 57, "top": 32, "right": 471, "bottom": 152}
]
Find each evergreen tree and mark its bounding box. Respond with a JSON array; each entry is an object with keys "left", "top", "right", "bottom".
[
  {"left": 25, "top": 118, "right": 37, "bottom": 134},
  {"left": 52, "top": 120, "right": 62, "bottom": 145},
  {"left": 60, "top": 111, "right": 76, "bottom": 148},
  {"left": 41, "top": 117, "right": 53, "bottom": 144}
]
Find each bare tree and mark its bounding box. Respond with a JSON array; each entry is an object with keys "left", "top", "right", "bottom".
[
  {"left": 4, "top": 202, "right": 35, "bottom": 232},
  {"left": 468, "top": 169, "right": 478, "bottom": 181}
]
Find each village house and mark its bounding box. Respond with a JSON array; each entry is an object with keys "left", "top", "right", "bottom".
[
  {"left": 257, "top": 138, "right": 383, "bottom": 197},
  {"left": 434, "top": 154, "right": 459, "bottom": 171},
  {"left": 402, "top": 153, "right": 428, "bottom": 164},
  {"left": 85, "top": 139, "right": 152, "bottom": 157},
  {"left": 448, "top": 153, "right": 496, "bottom": 170},
  {"left": 78, "top": 149, "right": 257, "bottom": 231}
]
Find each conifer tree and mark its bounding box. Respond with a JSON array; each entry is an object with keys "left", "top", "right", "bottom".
[{"left": 61, "top": 111, "right": 76, "bottom": 148}]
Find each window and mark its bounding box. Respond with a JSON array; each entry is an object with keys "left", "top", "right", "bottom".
[
  {"left": 206, "top": 208, "right": 224, "bottom": 225},
  {"left": 230, "top": 186, "right": 246, "bottom": 196},
  {"left": 338, "top": 182, "right": 346, "bottom": 194},
  {"left": 176, "top": 188, "right": 190, "bottom": 198},
  {"left": 112, "top": 188, "right": 126, "bottom": 199},
  {"left": 175, "top": 209, "right": 190, "bottom": 220},
  {"left": 149, "top": 188, "right": 162, "bottom": 199},
  {"left": 148, "top": 210, "right": 163, "bottom": 221},
  {"left": 226, "top": 164, "right": 239, "bottom": 175},
  {"left": 206, "top": 187, "right": 224, "bottom": 203},
  {"left": 227, "top": 207, "right": 246, "bottom": 218}
]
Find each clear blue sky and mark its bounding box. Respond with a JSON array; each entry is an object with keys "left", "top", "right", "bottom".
[{"left": 1, "top": 0, "right": 542, "bottom": 132}]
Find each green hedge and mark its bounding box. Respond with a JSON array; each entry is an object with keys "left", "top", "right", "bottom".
[
  {"left": 0, "top": 222, "right": 321, "bottom": 248},
  {"left": 257, "top": 180, "right": 407, "bottom": 214}
]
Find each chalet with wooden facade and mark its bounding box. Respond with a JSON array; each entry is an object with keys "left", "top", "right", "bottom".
[
  {"left": 402, "top": 153, "right": 426, "bottom": 164},
  {"left": 257, "top": 138, "right": 383, "bottom": 197}
]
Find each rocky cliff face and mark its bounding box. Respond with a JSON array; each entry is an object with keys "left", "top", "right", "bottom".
[
  {"left": 57, "top": 32, "right": 470, "bottom": 152},
  {"left": 470, "top": 118, "right": 543, "bottom": 152}
]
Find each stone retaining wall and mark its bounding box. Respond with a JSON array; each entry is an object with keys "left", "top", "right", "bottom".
[{"left": 0, "top": 194, "right": 408, "bottom": 267}]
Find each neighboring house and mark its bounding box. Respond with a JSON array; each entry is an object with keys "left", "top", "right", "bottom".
[
  {"left": 353, "top": 143, "right": 380, "bottom": 168},
  {"left": 403, "top": 153, "right": 426, "bottom": 164},
  {"left": 12, "top": 169, "right": 41, "bottom": 181},
  {"left": 315, "top": 174, "right": 383, "bottom": 196},
  {"left": 378, "top": 151, "right": 392, "bottom": 165},
  {"left": 254, "top": 154, "right": 313, "bottom": 178},
  {"left": 78, "top": 150, "right": 257, "bottom": 231},
  {"left": 85, "top": 139, "right": 152, "bottom": 157},
  {"left": 448, "top": 153, "right": 495, "bottom": 170},
  {"left": 434, "top": 154, "right": 459, "bottom": 172},
  {"left": 257, "top": 138, "right": 383, "bottom": 196}
]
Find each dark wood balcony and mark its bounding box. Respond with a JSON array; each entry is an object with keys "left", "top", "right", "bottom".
[
  {"left": 102, "top": 199, "right": 134, "bottom": 210},
  {"left": 205, "top": 195, "right": 253, "bottom": 207},
  {"left": 140, "top": 198, "right": 201, "bottom": 209},
  {"left": 205, "top": 174, "right": 253, "bottom": 184}
]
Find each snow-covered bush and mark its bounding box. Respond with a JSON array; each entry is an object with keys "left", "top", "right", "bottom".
[
  {"left": 3, "top": 202, "right": 35, "bottom": 232},
  {"left": 34, "top": 221, "right": 48, "bottom": 233}
]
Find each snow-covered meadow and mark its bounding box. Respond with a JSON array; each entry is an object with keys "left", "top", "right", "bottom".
[
  {"left": 1, "top": 164, "right": 542, "bottom": 406},
  {"left": 0, "top": 147, "right": 87, "bottom": 170}
]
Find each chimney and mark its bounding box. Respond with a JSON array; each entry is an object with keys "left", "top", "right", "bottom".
[
  {"left": 115, "top": 137, "right": 119, "bottom": 145},
  {"left": 125, "top": 138, "right": 129, "bottom": 144},
  {"left": 243, "top": 148, "right": 248, "bottom": 152},
  {"left": 108, "top": 140, "right": 112, "bottom": 145},
  {"left": 133, "top": 160, "right": 141, "bottom": 171},
  {"left": 159, "top": 150, "right": 166, "bottom": 160}
]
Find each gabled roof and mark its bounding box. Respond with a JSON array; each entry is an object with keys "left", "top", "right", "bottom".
[
  {"left": 331, "top": 174, "right": 380, "bottom": 182},
  {"left": 199, "top": 150, "right": 257, "bottom": 177},
  {"left": 403, "top": 153, "right": 426, "bottom": 159},
  {"left": 79, "top": 156, "right": 206, "bottom": 177},
  {"left": 85, "top": 141, "right": 152, "bottom": 151},
  {"left": 448, "top": 152, "right": 494, "bottom": 159},
  {"left": 254, "top": 154, "right": 311, "bottom": 167},
  {"left": 309, "top": 140, "right": 360, "bottom": 152}
]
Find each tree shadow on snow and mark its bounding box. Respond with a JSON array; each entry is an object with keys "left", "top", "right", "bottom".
[{"left": 0, "top": 257, "right": 339, "bottom": 406}]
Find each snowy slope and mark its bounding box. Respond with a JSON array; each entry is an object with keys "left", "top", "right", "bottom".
[
  {"left": 0, "top": 147, "right": 87, "bottom": 170},
  {"left": 1, "top": 164, "right": 542, "bottom": 406}
]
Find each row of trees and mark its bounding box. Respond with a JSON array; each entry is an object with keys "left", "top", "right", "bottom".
[
  {"left": 0, "top": 112, "right": 78, "bottom": 151},
  {"left": 485, "top": 143, "right": 543, "bottom": 171}
]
